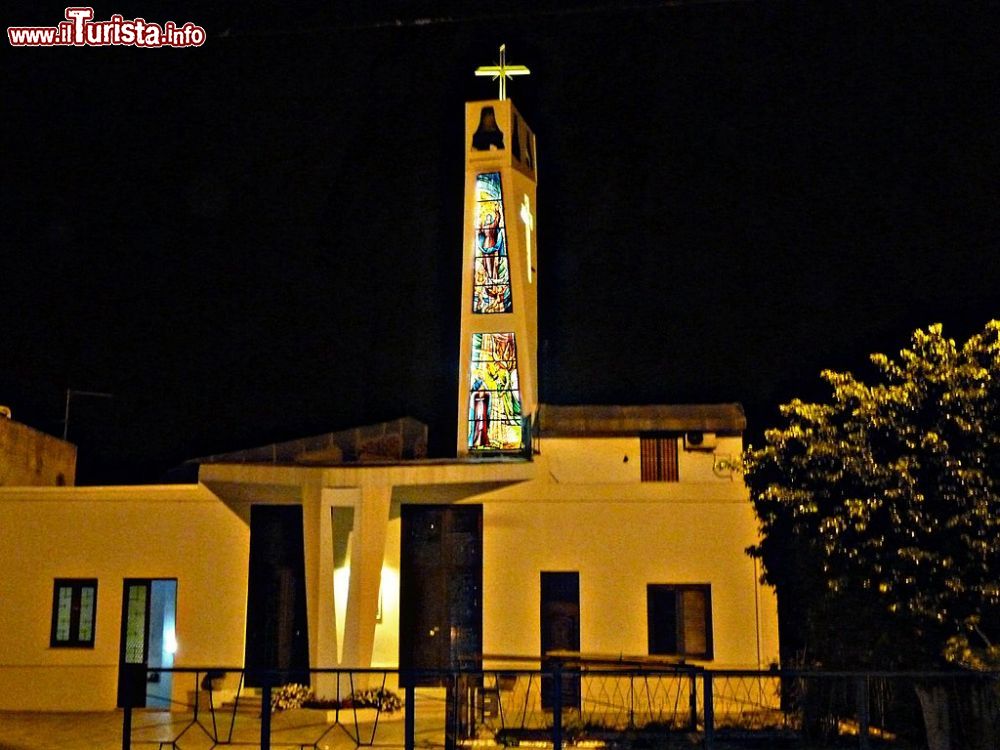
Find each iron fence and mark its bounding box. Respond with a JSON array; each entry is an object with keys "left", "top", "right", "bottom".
[{"left": 120, "top": 666, "right": 999, "bottom": 750}]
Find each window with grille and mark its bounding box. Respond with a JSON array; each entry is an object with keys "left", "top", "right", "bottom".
[
  {"left": 647, "top": 584, "right": 713, "bottom": 659},
  {"left": 640, "top": 435, "right": 679, "bottom": 482},
  {"left": 50, "top": 579, "right": 97, "bottom": 648}
]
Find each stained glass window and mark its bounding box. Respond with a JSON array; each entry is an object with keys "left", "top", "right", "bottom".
[
  {"left": 124, "top": 584, "right": 148, "bottom": 664},
  {"left": 50, "top": 579, "right": 97, "bottom": 648},
  {"left": 472, "top": 172, "right": 513, "bottom": 314},
  {"left": 468, "top": 332, "right": 522, "bottom": 451},
  {"left": 55, "top": 587, "right": 73, "bottom": 642},
  {"left": 78, "top": 586, "right": 95, "bottom": 642}
]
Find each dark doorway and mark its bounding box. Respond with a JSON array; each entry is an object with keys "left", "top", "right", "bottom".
[
  {"left": 245, "top": 505, "right": 310, "bottom": 686},
  {"left": 540, "top": 571, "right": 581, "bottom": 710},
  {"left": 399, "top": 504, "right": 483, "bottom": 686}
]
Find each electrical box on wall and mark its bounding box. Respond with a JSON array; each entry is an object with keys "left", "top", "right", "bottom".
[{"left": 683, "top": 431, "right": 717, "bottom": 451}]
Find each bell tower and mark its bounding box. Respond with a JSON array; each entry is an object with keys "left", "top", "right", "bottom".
[{"left": 457, "top": 48, "right": 538, "bottom": 456}]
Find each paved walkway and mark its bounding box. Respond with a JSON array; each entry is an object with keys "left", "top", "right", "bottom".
[
  {"left": 0, "top": 709, "right": 425, "bottom": 750},
  {"left": 0, "top": 711, "right": 129, "bottom": 750}
]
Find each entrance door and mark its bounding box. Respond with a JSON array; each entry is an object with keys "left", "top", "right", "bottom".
[
  {"left": 399, "top": 504, "right": 483, "bottom": 685},
  {"left": 117, "top": 579, "right": 178, "bottom": 708},
  {"left": 245, "top": 505, "right": 310, "bottom": 686},
  {"left": 540, "top": 571, "right": 581, "bottom": 709},
  {"left": 400, "top": 505, "right": 483, "bottom": 750}
]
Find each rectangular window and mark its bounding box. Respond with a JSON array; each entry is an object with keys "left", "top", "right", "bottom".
[
  {"left": 647, "top": 584, "right": 712, "bottom": 659},
  {"left": 50, "top": 579, "right": 98, "bottom": 648},
  {"left": 640, "top": 435, "right": 679, "bottom": 482}
]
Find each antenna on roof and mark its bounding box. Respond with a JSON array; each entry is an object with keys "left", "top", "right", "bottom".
[{"left": 62, "top": 389, "right": 114, "bottom": 440}]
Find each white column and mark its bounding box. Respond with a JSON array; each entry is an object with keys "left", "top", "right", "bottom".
[
  {"left": 312, "top": 487, "right": 341, "bottom": 698},
  {"left": 341, "top": 485, "right": 392, "bottom": 670},
  {"left": 300, "top": 483, "right": 323, "bottom": 670},
  {"left": 318, "top": 488, "right": 359, "bottom": 698}
]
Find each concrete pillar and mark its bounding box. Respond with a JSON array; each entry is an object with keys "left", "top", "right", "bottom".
[
  {"left": 301, "top": 483, "right": 323, "bottom": 672},
  {"left": 304, "top": 483, "right": 343, "bottom": 698},
  {"left": 342, "top": 485, "right": 392, "bottom": 670},
  {"left": 314, "top": 488, "right": 357, "bottom": 699}
]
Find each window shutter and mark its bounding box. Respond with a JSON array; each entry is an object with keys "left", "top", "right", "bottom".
[
  {"left": 680, "top": 588, "right": 708, "bottom": 656},
  {"left": 640, "top": 436, "right": 678, "bottom": 482}
]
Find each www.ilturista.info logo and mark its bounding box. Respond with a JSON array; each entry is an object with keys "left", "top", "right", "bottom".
[{"left": 8, "top": 7, "right": 206, "bottom": 48}]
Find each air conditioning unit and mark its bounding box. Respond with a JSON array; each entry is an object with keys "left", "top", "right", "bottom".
[{"left": 683, "top": 431, "right": 717, "bottom": 451}]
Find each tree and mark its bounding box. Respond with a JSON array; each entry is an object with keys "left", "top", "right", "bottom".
[{"left": 744, "top": 321, "right": 1000, "bottom": 748}]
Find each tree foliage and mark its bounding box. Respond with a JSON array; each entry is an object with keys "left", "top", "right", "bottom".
[{"left": 745, "top": 321, "right": 1000, "bottom": 668}]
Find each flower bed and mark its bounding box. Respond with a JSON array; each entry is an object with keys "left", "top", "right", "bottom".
[{"left": 271, "top": 683, "right": 404, "bottom": 716}]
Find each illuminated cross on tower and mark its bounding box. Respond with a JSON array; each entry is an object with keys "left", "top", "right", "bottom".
[
  {"left": 519, "top": 194, "right": 535, "bottom": 283},
  {"left": 475, "top": 43, "right": 530, "bottom": 101}
]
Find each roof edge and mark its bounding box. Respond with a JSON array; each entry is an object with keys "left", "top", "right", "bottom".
[{"left": 536, "top": 403, "right": 746, "bottom": 436}]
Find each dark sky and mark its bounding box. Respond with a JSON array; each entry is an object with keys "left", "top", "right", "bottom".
[{"left": 4, "top": 1, "right": 998, "bottom": 482}]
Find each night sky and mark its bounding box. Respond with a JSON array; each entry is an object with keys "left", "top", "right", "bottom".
[{"left": 4, "top": 1, "right": 998, "bottom": 483}]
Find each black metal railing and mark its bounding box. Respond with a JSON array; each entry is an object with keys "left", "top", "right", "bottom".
[{"left": 120, "top": 665, "right": 1000, "bottom": 749}]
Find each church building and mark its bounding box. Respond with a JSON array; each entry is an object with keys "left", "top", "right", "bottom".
[{"left": 0, "top": 60, "right": 778, "bottom": 712}]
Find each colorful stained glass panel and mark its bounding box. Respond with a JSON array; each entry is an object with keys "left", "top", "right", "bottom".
[
  {"left": 78, "top": 586, "right": 95, "bottom": 642},
  {"left": 468, "top": 332, "right": 522, "bottom": 451},
  {"left": 472, "top": 172, "right": 513, "bottom": 314},
  {"left": 125, "top": 584, "right": 147, "bottom": 664},
  {"left": 50, "top": 579, "right": 97, "bottom": 648},
  {"left": 55, "top": 587, "right": 73, "bottom": 642}
]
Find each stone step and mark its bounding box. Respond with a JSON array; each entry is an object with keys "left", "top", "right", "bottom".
[{"left": 220, "top": 691, "right": 263, "bottom": 713}]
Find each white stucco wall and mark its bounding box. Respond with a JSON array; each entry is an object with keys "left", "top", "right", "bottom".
[
  {"left": 358, "top": 436, "right": 778, "bottom": 673},
  {"left": 540, "top": 435, "right": 745, "bottom": 485},
  {"left": 0, "top": 485, "right": 249, "bottom": 711},
  {"left": 479, "top": 497, "right": 777, "bottom": 668}
]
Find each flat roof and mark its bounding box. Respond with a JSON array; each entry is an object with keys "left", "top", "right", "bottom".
[
  {"left": 192, "top": 417, "right": 428, "bottom": 466},
  {"left": 192, "top": 404, "right": 745, "bottom": 471}
]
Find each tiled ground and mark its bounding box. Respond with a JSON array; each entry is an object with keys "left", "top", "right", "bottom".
[
  {"left": 0, "top": 710, "right": 130, "bottom": 750},
  {"left": 0, "top": 709, "right": 430, "bottom": 750}
]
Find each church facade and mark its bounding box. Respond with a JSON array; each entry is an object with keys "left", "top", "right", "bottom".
[{"left": 0, "top": 90, "right": 778, "bottom": 712}]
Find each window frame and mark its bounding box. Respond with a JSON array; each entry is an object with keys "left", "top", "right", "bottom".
[
  {"left": 646, "top": 583, "right": 713, "bottom": 660},
  {"left": 50, "top": 578, "right": 98, "bottom": 649}
]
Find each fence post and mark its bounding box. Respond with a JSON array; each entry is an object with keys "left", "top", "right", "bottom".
[
  {"left": 120, "top": 664, "right": 140, "bottom": 750},
  {"left": 702, "top": 672, "right": 714, "bottom": 750},
  {"left": 193, "top": 671, "right": 202, "bottom": 723},
  {"left": 260, "top": 681, "right": 272, "bottom": 750},
  {"left": 121, "top": 704, "right": 132, "bottom": 750},
  {"left": 689, "top": 672, "right": 698, "bottom": 730},
  {"left": 404, "top": 679, "right": 416, "bottom": 750},
  {"left": 552, "top": 663, "right": 563, "bottom": 750},
  {"left": 444, "top": 672, "right": 458, "bottom": 750},
  {"left": 628, "top": 673, "right": 635, "bottom": 729},
  {"left": 855, "top": 675, "right": 870, "bottom": 750}
]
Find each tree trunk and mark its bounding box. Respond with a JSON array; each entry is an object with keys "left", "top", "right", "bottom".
[{"left": 915, "top": 683, "right": 951, "bottom": 750}]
